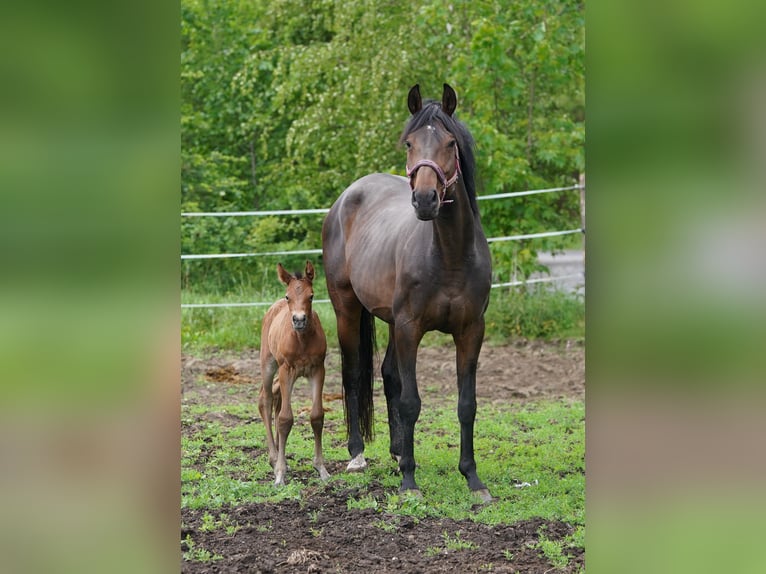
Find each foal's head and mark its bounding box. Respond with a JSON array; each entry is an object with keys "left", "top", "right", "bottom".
[{"left": 277, "top": 260, "right": 316, "bottom": 332}]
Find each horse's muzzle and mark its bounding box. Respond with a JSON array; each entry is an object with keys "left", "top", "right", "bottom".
[{"left": 411, "top": 189, "right": 439, "bottom": 220}]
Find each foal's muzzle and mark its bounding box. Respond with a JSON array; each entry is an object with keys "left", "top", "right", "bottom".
[{"left": 292, "top": 313, "right": 307, "bottom": 331}]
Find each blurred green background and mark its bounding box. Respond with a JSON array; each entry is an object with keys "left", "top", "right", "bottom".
[{"left": 2, "top": 0, "right": 766, "bottom": 572}]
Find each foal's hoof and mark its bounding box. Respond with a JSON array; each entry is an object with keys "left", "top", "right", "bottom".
[
  {"left": 346, "top": 454, "right": 367, "bottom": 472},
  {"left": 473, "top": 488, "right": 493, "bottom": 503},
  {"left": 317, "top": 467, "right": 331, "bottom": 481}
]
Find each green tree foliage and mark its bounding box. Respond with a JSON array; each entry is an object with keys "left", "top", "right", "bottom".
[{"left": 181, "top": 0, "right": 584, "bottom": 290}]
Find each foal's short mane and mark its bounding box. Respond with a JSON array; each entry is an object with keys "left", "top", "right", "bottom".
[{"left": 400, "top": 100, "right": 479, "bottom": 215}]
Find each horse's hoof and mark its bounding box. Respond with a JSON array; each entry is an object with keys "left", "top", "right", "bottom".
[
  {"left": 346, "top": 454, "right": 367, "bottom": 472},
  {"left": 317, "top": 467, "right": 331, "bottom": 481},
  {"left": 399, "top": 488, "right": 422, "bottom": 499},
  {"left": 474, "top": 488, "right": 493, "bottom": 503}
]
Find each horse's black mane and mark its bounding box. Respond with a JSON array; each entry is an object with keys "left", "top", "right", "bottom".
[{"left": 400, "top": 99, "right": 479, "bottom": 215}]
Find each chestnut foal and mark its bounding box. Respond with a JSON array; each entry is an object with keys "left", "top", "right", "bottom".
[{"left": 258, "top": 261, "right": 330, "bottom": 486}]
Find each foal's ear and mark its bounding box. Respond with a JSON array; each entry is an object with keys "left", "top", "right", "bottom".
[
  {"left": 277, "top": 262, "right": 292, "bottom": 286},
  {"left": 442, "top": 83, "right": 457, "bottom": 116},
  {"left": 304, "top": 260, "right": 315, "bottom": 282},
  {"left": 407, "top": 84, "right": 422, "bottom": 115}
]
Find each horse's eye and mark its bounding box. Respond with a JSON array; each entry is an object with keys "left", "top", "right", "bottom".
[
  {"left": 404, "top": 141, "right": 412, "bottom": 149},
  {"left": 447, "top": 139, "right": 456, "bottom": 148},
  {"left": 309, "top": 294, "right": 314, "bottom": 300},
  {"left": 285, "top": 295, "right": 289, "bottom": 302}
]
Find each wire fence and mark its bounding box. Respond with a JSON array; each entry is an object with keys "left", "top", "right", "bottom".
[{"left": 181, "top": 184, "right": 585, "bottom": 309}]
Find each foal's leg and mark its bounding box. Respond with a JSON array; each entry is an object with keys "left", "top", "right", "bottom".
[
  {"left": 393, "top": 323, "right": 424, "bottom": 493},
  {"left": 382, "top": 328, "right": 403, "bottom": 463},
  {"left": 454, "top": 320, "right": 492, "bottom": 502},
  {"left": 274, "top": 365, "right": 296, "bottom": 486},
  {"left": 258, "top": 355, "right": 279, "bottom": 468},
  {"left": 309, "top": 364, "right": 330, "bottom": 481}
]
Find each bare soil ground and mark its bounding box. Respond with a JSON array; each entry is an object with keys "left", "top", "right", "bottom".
[{"left": 182, "top": 341, "right": 585, "bottom": 573}]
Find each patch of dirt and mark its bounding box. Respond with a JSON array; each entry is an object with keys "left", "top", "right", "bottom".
[
  {"left": 182, "top": 341, "right": 584, "bottom": 573},
  {"left": 182, "top": 340, "right": 584, "bottom": 410}
]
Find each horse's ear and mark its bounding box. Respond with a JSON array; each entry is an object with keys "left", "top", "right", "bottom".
[
  {"left": 407, "top": 84, "right": 422, "bottom": 115},
  {"left": 442, "top": 83, "right": 457, "bottom": 116},
  {"left": 304, "top": 260, "right": 315, "bottom": 282},
  {"left": 277, "top": 262, "right": 292, "bottom": 286}
]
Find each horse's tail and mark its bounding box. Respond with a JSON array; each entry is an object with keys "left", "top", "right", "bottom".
[{"left": 356, "top": 307, "right": 376, "bottom": 442}]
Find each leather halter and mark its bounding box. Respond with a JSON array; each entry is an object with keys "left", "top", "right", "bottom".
[{"left": 405, "top": 145, "right": 460, "bottom": 204}]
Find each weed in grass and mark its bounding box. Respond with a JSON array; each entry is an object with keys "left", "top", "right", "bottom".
[
  {"left": 532, "top": 530, "right": 569, "bottom": 569},
  {"left": 182, "top": 536, "right": 223, "bottom": 563},
  {"left": 346, "top": 494, "right": 379, "bottom": 511},
  {"left": 442, "top": 530, "right": 478, "bottom": 551},
  {"left": 372, "top": 517, "right": 399, "bottom": 533},
  {"left": 199, "top": 512, "right": 241, "bottom": 535},
  {"left": 309, "top": 527, "right": 323, "bottom": 537},
  {"left": 256, "top": 520, "right": 272, "bottom": 533},
  {"left": 199, "top": 512, "right": 216, "bottom": 532},
  {"left": 503, "top": 550, "right": 514, "bottom": 561}
]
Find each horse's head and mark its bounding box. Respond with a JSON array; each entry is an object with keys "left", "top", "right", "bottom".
[
  {"left": 277, "top": 260, "right": 316, "bottom": 332},
  {"left": 403, "top": 83, "right": 461, "bottom": 221}
]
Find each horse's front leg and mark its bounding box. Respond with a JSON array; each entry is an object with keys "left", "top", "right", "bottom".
[
  {"left": 309, "top": 364, "right": 330, "bottom": 481},
  {"left": 382, "top": 326, "right": 404, "bottom": 464},
  {"left": 274, "top": 365, "right": 295, "bottom": 486},
  {"left": 394, "top": 323, "right": 423, "bottom": 493},
  {"left": 454, "top": 320, "right": 492, "bottom": 502}
]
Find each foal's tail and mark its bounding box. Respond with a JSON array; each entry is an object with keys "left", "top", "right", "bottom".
[{"left": 351, "top": 307, "right": 376, "bottom": 442}]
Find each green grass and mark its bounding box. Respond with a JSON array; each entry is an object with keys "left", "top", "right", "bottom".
[
  {"left": 182, "top": 284, "right": 584, "bottom": 353},
  {"left": 181, "top": 392, "right": 584, "bottom": 528}
]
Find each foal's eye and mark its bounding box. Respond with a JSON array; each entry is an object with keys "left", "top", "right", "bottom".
[
  {"left": 309, "top": 294, "right": 314, "bottom": 301},
  {"left": 285, "top": 295, "right": 289, "bottom": 302}
]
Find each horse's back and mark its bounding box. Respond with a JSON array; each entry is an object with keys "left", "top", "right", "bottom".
[
  {"left": 323, "top": 173, "right": 416, "bottom": 315},
  {"left": 323, "top": 173, "right": 417, "bottom": 262}
]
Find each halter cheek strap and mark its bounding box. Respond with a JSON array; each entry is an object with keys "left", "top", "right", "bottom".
[{"left": 405, "top": 146, "right": 461, "bottom": 204}]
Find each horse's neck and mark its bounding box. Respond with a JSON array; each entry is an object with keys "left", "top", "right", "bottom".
[{"left": 432, "top": 182, "right": 479, "bottom": 262}]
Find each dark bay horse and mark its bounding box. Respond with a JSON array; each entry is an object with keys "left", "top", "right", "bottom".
[
  {"left": 322, "top": 84, "right": 492, "bottom": 501},
  {"left": 258, "top": 261, "right": 330, "bottom": 486}
]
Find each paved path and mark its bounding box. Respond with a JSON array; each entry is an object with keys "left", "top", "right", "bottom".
[{"left": 533, "top": 250, "right": 585, "bottom": 295}]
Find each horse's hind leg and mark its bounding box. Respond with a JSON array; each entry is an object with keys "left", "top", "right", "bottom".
[
  {"left": 334, "top": 304, "right": 368, "bottom": 471},
  {"left": 454, "top": 322, "right": 492, "bottom": 502},
  {"left": 309, "top": 364, "right": 330, "bottom": 481},
  {"left": 274, "top": 366, "right": 295, "bottom": 486},
  {"left": 382, "top": 327, "right": 404, "bottom": 464},
  {"left": 258, "top": 355, "right": 279, "bottom": 468}
]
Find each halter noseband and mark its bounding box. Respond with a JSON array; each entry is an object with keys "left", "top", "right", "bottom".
[{"left": 405, "top": 145, "right": 460, "bottom": 204}]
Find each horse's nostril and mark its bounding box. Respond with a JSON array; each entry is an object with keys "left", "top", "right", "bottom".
[{"left": 411, "top": 192, "right": 418, "bottom": 207}]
